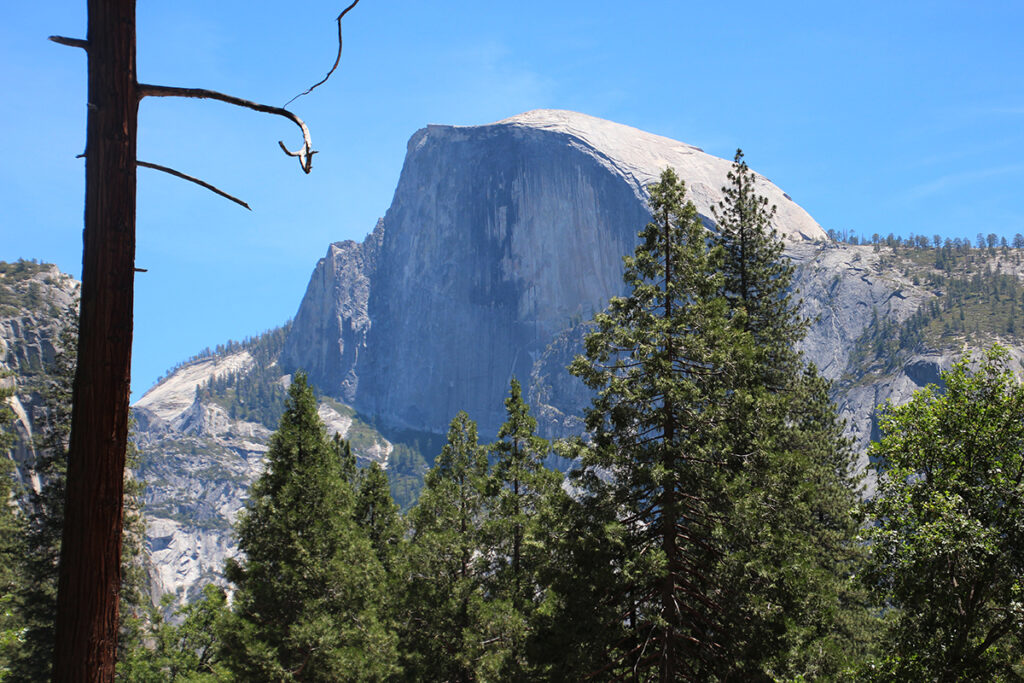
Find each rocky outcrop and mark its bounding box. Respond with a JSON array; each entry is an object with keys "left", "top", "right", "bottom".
[
  {"left": 282, "top": 110, "right": 825, "bottom": 437},
  {"left": 279, "top": 223, "right": 383, "bottom": 404},
  {"left": 0, "top": 262, "right": 78, "bottom": 497},
  {"left": 132, "top": 348, "right": 393, "bottom": 603}
]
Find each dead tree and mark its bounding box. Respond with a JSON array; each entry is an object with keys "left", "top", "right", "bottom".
[{"left": 50, "top": 1, "right": 358, "bottom": 679}]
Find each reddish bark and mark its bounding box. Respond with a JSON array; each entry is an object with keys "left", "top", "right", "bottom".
[{"left": 52, "top": 0, "right": 138, "bottom": 679}]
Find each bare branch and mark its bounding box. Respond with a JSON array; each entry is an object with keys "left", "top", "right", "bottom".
[
  {"left": 137, "top": 83, "right": 315, "bottom": 173},
  {"left": 283, "top": 0, "right": 361, "bottom": 108},
  {"left": 49, "top": 35, "right": 88, "bottom": 50},
  {"left": 137, "top": 161, "right": 251, "bottom": 210}
]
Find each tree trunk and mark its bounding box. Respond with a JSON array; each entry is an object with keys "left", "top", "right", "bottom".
[{"left": 52, "top": 0, "right": 137, "bottom": 679}]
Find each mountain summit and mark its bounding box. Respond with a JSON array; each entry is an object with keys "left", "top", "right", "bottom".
[{"left": 280, "top": 110, "right": 823, "bottom": 437}]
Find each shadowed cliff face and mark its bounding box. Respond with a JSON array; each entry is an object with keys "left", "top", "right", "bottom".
[
  {"left": 361, "top": 124, "right": 651, "bottom": 435},
  {"left": 281, "top": 110, "right": 823, "bottom": 438}
]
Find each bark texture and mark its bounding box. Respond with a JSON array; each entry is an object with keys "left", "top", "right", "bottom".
[{"left": 52, "top": 0, "right": 137, "bottom": 678}]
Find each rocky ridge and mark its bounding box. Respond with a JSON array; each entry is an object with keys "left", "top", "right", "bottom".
[
  {"left": 11, "top": 111, "right": 1024, "bottom": 607},
  {"left": 282, "top": 110, "right": 826, "bottom": 438},
  {"left": 132, "top": 344, "right": 393, "bottom": 603},
  {"left": 0, "top": 260, "right": 78, "bottom": 498}
]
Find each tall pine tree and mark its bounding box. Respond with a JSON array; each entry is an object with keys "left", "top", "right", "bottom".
[
  {"left": 567, "top": 168, "right": 743, "bottom": 679},
  {"left": 222, "top": 373, "right": 397, "bottom": 680},
  {"left": 474, "top": 378, "right": 562, "bottom": 680},
  {"left": 397, "top": 411, "right": 489, "bottom": 682},
  {"left": 710, "top": 150, "right": 870, "bottom": 677}
]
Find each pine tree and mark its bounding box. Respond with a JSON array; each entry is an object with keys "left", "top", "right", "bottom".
[
  {"left": 11, "top": 317, "right": 76, "bottom": 681},
  {"left": 473, "top": 378, "right": 562, "bottom": 680},
  {"left": 397, "top": 411, "right": 489, "bottom": 682},
  {"left": 566, "top": 168, "right": 743, "bottom": 679},
  {"left": 710, "top": 151, "right": 871, "bottom": 677},
  {"left": 354, "top": 462, "right": 403, "bottom": 571},
  {"left": 221, "top": 373, "right": 397, "bottom": 680}
]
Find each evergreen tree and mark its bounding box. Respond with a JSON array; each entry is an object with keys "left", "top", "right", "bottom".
[
  {"left": 117, "top": 585, "right": 230, "bottom": 681},
  {"left": 711, "top": 149, "right": 805, "bottom": 382},
  {"left": 566, "top": 168, "right": 742, "bottom": 679},
  {"left": 710, "top": 151, "right": 870, "bottom": 677},
  {"left": 0, "top": 382, "right": 26, "bottom": 679},
  {"left": 397, "top": 411, "right": 489, "bottom": 682},
  {"left": 354, "top": 462, "right": 403, "bottom": 571},
  {"left": 221, "top": 373, "right": 397, "bottom": 681},
  {"left": 474, "top": 378, "right": 562, "bottom": 680},
  {"left": 11, "top": 317, "right": 76, "bottom": 681}
]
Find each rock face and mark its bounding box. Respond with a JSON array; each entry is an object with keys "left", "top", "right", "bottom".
[
  {"left": 17, "top": 111, "right": 1024, "bottom": 608},
  {"left": 133, "top": 348, "right": 393, "bottom": 603},
  {"left": 0, "top": 261, "right": 78, "bottom": 497},
  {"left": 282, "top": 110, "right": 826, "bottom": 437}
]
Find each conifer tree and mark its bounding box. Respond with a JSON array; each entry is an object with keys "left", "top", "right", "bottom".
[
  {"left": 398, "top": 411, "right": 489, "bottom": 681},
  {"left": 12, "top": 318, "right": 76, "bottom": 681},
  {"left": 354, "top": 462, "right": 403, "bottom": 571},
  {"left": 0, "top": 382, "right": 26, "bottom": 678},
  {"left": 474, "top": 378, "right": 562, "bottom": 680},
  {"left": 710, "top": 150, "right": 870, "bottom": 677},
  {"left": 712, "top": 149, "right": 804, "bottom": 381},
  {"left": 567, "top": 168, "right": 743, "bottom": 679},
  {"left": 222, "top": 373, "right": 397, "bottom": 680}
]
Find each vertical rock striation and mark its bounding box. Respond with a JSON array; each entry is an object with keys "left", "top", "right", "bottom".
[{"left": 281, "top": 110, "right": 824, "bottom": 437}]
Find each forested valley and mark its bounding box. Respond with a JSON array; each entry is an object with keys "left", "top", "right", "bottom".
[{"left": 3, "top": 155, "right": 1024, "bottom": 680}]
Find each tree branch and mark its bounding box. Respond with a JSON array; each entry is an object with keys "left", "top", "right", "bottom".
[
  {"left": 137, "top": 161, "right": 251, "bottom": 210},
  {"left": 49, "top": 35, "right": 88, "bottom": 50},
  {"left": 283, "top": 0, "right": 361, "bottom": 108},
  {"left": 137, "top": 83, "right": 315, "bottom": 173}
]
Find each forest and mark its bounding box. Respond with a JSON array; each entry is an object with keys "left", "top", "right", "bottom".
[{"left": 2, "top": 154, "right": 1024, "bottom": 680}]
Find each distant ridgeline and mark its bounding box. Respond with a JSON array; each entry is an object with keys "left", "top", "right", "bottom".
[
  {"left": 0, "top": 259, "right": 74, "bottom": 320},
  {"left": 838, "top": 237, "right": 1024, "bottom": 384},
  {"left": 191, "top": 325, "right": 291, "bottom": 431}
]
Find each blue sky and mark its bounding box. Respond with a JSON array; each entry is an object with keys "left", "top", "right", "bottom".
[{"left": 2, "top": 1, "right": 1023, "bottom": 399}]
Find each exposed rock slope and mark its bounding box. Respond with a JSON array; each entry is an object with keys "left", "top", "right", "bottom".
[
  {"left": 133, "top": 340, "right": 393, "bottom": 602},
  {"left": 283, "top": 110, "right": 825, "bottom": 437},
  {"left": 0, "top": 260, "right": 78, "bottom": 497}
]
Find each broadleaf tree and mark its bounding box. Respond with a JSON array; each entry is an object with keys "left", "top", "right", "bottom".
[{"left": 865, "top": 346, "right": 1024, "bottom": 680}]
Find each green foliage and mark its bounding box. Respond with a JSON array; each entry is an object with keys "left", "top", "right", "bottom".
[
  {"left": 475, "top": 378, "right": 563, "bottom": 679},
  {"left": 711, "top": 151, "right": 871, "bottom": 678},
  {"left": 396, "top": 411, "right": 489, "bottom": 681},
  {"left": 354, "top": 462, "right": 404, "bottom": 570},
  {"left": 553, "top": 160, "right": 869, "bottom": 679},
  {"left": 385, "top": 442, "right": 430, "bottom": 511},
  {"left": 564, "top": 167, "right": 742, "bottom": 678},
  {"left": 193, "top": 325, "right": 291, "bottom": 430},
  {"left": 117, "top": 585, "right": 230, "bottom": 681},
  {"left": 0, "top": 384, "right": 26, "bottom": 681},
  {"left": 222, "top": 373, "right": 397, "bottom": 680},
  {"left": 9, "top": 315, "right": 76, "bottom": 681},
  {"left": 864, "top": 346, "right": 1024, "bottom": 680}
]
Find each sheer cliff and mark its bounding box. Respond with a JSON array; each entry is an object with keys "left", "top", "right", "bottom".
[{"left": 281, "top": 110, "right": 825, "bottom": 437}]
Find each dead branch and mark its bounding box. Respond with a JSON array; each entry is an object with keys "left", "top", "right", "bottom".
[
  {"left": 137, "top": 84, "right": 316, "bottom": 173},
  {"left": 283, "top": 0, "right": 361, "bottom": 108},
  {"left": 49, "top": 35, "right": 88, "bottom": 50},
  {"left": 137, "top": 161, "right": 251, "bottom": 210}
]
